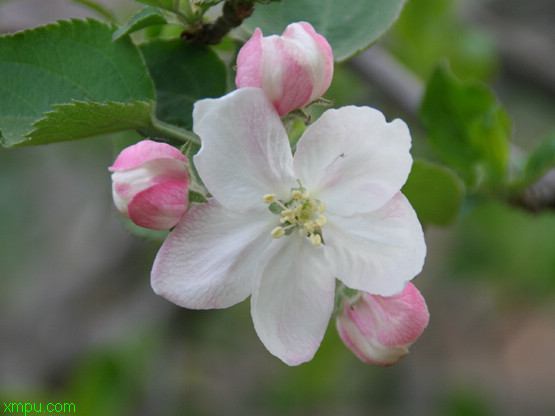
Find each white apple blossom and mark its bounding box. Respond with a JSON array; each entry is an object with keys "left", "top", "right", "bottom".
[{"left": 151, "top": 88, "right": 426, "bottom": 365}]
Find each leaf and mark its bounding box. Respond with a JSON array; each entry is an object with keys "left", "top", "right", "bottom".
[
  {"left": 522, "top": 133, "right": 555, "bottom": 186},
  {"left": 402, "top": 160, "right": 466, "bottom": 226},
  {"left": 0, "top": 19, "right": 155, "bottom": 147},
  {"left": 28, "top": 100, "right": 153, "bottom": 145},
  {"left": 420, "top": 63, "right": 511, "bottom": 188},
  {"left": 385, "top": 0, "right": 497, "bottom": 81},
  {"left": 134, "top": 0, "right": 179, "bottom": 13},
  {"left": 243, "top": 0, "right": 408, "bottom": 62},
  {"left": 112, "top": 7, "right": 168, "bottom": 41},
  {"left": 69, "top": 0, "right": 118, "bottom": 22},
  {"left": 140, "top": 39, "right": 227, "bottom": 130}
]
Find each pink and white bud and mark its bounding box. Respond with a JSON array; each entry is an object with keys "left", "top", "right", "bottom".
[
  {"left": 236, "top": 21, "right": 334, "bottom": 116},
  {"left": 336, "top": 283, "right": 429, "bottom": 366},
  {"left": 109, "top": 140, "right": 189, "bottom": 230}
]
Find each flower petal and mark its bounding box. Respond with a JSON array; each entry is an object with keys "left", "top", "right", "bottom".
[
  {"left": 294, "top": 106, "right": 413, "bottom": 216},
  {"left": 324, "top": 193, "right": 426, "bottom": 296},
  {"left": 151, "top": 199, "right": 273, "bottom": 309},
  {"left": 193, "top": 88, "right": 296, "bottom": 212},
  {"left": 128, "top": 180, "right": 188, "bottom": 230},
  {"left": 111, "top": 158, "right": 188, "bottom": 216},
  {"left": 251, "top": 236, "right": 335, "bottom": 365},
  {"left": 281, "top": 21, "right": 333, "bottom": 101},
  {"left": 262, "top": 36, "right": 313, "bottom": 116},
  {"left": 235, "top": 28, "right": 264, "bottom": 88},
  {"left": 336, "top": 283, "right": 429, "bottom": 366},
  {"left": 109, "top": 139, "right": 187, "bottom": 172}
]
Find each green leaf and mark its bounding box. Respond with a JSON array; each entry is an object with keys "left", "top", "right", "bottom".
[
  {"left": 402, "top": 160, "right": 466, "bottom": 226},
  {"left": 69, "top": 0, "right": 118, "bottom": 22},
  {"left": 243, "top": 0, "right": 408, "bottom": 62},
  {"left": 140, "top": 39, "right": 227, "bottom": 130},
  {"left": 112, "top": 7, "right": 168, "bottom": 41},
  {"left": 28, "top": 100, "right": 153, "bottom": 145},
  {"left": 135, "top": 0, "right": 179, "bottom": 13},
  {"left": 522, "top": 133, "right": 555, "bottom": 187},
  {"left": 385, "top": 0, "right": 497, "bottom": 81},
  {"left": 420, "top": 63, "right": 511, "bottom": 188},
  {"left": 0, "top": 19, "right": 155, "bottom": 147}
]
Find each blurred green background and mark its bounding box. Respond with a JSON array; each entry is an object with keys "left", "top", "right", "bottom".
[{"left": 1, "top": 0, "right": 554, "bottom": 415}]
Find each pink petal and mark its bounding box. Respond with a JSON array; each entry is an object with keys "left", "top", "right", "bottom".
[
  {"left": 337, "top": 283, "right": 429, "bottom": 366},
  {"left": 109, "top": 140, "right": 187, "bottom": 172},
  {"left": 111, "top": 158, "right": 189, "bottom": 216},
  {"left": 235, "top": 28, "right": 264, "bottom": 89},
  {"left": 293, "top": 106, "right": 413, "bottom": 216},
  {"left": 324, "top": 193, "right": 426, "bottom": 296},
  {"left": 151, "top": 199, "right": 273, "bottom": 309},
  {"left": 282, "top": 22, "right": 333, "bottom": 100},
  {"left": 128, "top": 180, "right": 188, "bottom": 230},
  {"left": 260, "top": 35, "right": 313, "bottom": 115},
  {"left": 236, "top": 22, "right": 333, "bottom": 116}
]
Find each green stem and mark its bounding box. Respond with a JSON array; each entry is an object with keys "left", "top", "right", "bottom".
[
  {"left": 178, "top": 0, "right": 197, "bottom": 24},
  {"left": 151, "top": 118, "right": 201, "bottom": 145}
]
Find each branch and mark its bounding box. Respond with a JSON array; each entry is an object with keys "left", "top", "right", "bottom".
[{"left": 182, "top": 0, "right": 254, "bottom": 45}]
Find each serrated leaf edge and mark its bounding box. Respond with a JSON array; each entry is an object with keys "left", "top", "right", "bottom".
[{"left": 15, "top": 98, "right": 155, "bottom": 146}]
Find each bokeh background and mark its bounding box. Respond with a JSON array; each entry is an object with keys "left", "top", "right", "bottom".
[{"left": 1, "top": 0, "right": 554, "bottom": 415}]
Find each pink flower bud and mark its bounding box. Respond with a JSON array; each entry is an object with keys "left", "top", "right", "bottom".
[
  {"left": 236, "top": 21, "right": 334, "bottom": 116},
  {"left": 109, "top": 140, "right": 189, "bottom": 230},
  {"left": 336, "top": 283, "right": 429, "bottom": 366}
]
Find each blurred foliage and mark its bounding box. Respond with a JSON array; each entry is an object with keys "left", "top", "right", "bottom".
[
  {"left": 68, "top": 333, "right": 157, "bottom": 416},
  {"left": 438, "top": 386, "right": 496, "bottom": 416},
  {"left": 451, "top": 201, "right": 555, "bottom": 300},
  {"left": 420, "top": 63, "right": 511, "bottom": 189},
  {"left": 402, "top": 160, "right": 466, "bottom": 227},
  {"left": 386, "top": 0, "right": 498, "bottom": 81}
]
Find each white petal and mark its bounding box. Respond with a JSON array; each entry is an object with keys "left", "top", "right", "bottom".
[
  {"left": 251, "top": 236, "right": 336, "bottom": 365},
  {"left": 323, "top": 193, "right": 426, "bottom": 296},
  {"left": 151, "top": 199, "right": 273, "bottom": 309},
  {"left": 293, "top": 106, "right": 413, "bottom": 216},
  {"left": 193, "top": 88, "right": 296, "bottom": 212}
]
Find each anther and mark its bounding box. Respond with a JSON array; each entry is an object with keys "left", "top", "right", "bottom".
[
  {"left": 291, "top": 190, "right": 303, "bottom": 200},
  {"left": 309, "top": 234, "right": 322, "bottom": 246},
  {"left": 281, "top": 209, "right": 293, "bottom": 217},
  {"left": 263, "top": 194, "right": 276, "bottom": 204},
  {"left": 271, "top": 226, "right": 285, "bottom": 238},
  {"left": 315, "top": 215, "right": 327, "bottom": 227}
]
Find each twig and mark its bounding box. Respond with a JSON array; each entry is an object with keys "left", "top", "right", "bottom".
[{"left": 182, "top": 0, "right": 254, "bottom": 45}]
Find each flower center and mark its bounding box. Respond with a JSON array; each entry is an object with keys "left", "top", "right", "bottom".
[{"left": 263, "top": 181, "right": 326, "bottom": 247}]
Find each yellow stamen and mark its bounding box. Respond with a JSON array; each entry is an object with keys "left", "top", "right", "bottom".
[
  {"left": 291, "top": 190, "right": 303, "bottom": 200},
  {"left": 303, "top": 220, "right": 316, "bottom": 233},
  {"left": 281, "top": 209, "right": 293, "bottom": 217},
  {"left": 271, "top": 226, "right": 285, "bottom": 238},
  {"left": 315, "top": 215, "right": 327, "bottom": 227},
  {"left": 263, "top": 194, "right": 276, "bottom": 204},
  {"left": 310, "top": 234, "right": 322, "bottom": 246}
]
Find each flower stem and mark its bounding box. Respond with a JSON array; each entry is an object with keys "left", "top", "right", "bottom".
[{"left": 151, "top": 118, "right": 201, "bottom": 146}]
